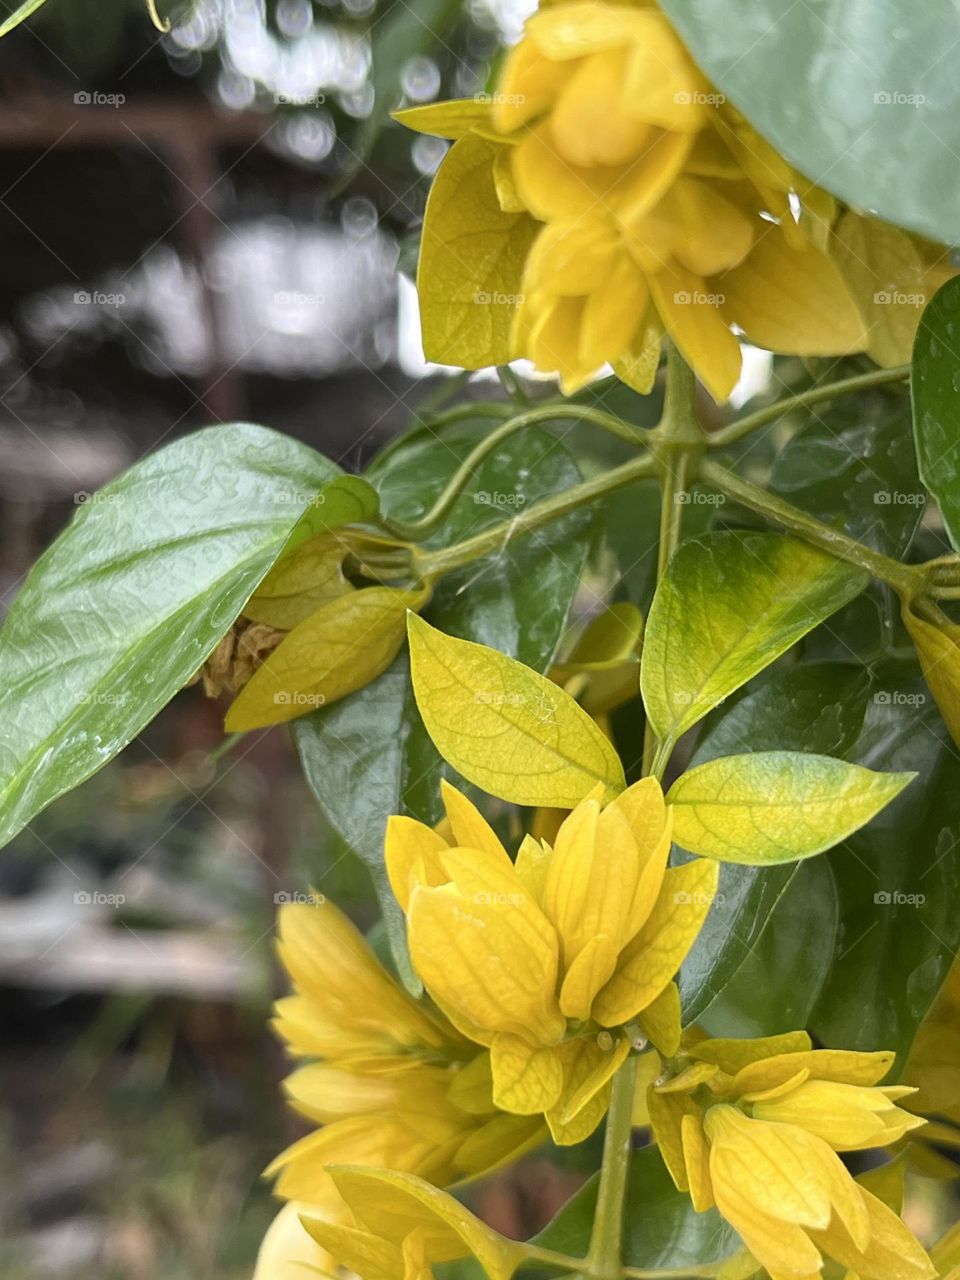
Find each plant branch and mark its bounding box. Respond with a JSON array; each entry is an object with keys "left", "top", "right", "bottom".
[
  {"left": 381, "top": 404, "right": 650, "bottom": 541},
  {"left": 588, "top": 1056, "right": 637, "bottom": 1279},
  {"left": 414, "top": 453, "right": 657, "bottom": 579},
  {"left": 708, "top": 364, "right": 910, "bottom": 450},
  {"left": 700, "top": 458, "right": 923, "bottom": 596}
]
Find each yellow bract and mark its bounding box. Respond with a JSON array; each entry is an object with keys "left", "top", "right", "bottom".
[
  {"left": 901, "top": 601, "right": 960, "bottom": 750},
  {"left": 257, "top": 898, "right": 544, "bottom": 1275},
  {"left": 387, "top": 774, "right": 717, "bottom": 1142},
  {"left": 399, "top": 0, "right": 956, "bottom": 401},
  {"left": 646, "top": 1030, "right": 934, "bottom": 1280}
]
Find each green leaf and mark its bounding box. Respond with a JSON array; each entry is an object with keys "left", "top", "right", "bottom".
[
  {"left": 284, "top": 475, "right": 380, "bottom": 552},
  {"left": 812, "top": 669, "right": 960, "bottom": 1065},
  {"left": 418, "top": 132, "right": 539, "bottom": 368},
  {"left": 659, "top": 0, "right": 960, "bottom": 245},
  {"left": 699, "top": 857, "right": 839, "bottom": 1038},
  {"left": 771, "top": 387, "right": 922, "bottom": 558},
  {"left": 407, "top": 614, "right": 625, "bottom": 807},
  {"left": 0, "top": 0, "right": 49, "bottom": 37},
  {"left": 225, "top": 586, "right": 426, "bottom": 731},
  {"left": 678, "top": 662, "right": 871, "bottom": 1021},
  {"left": 668, "top": 751, "right": 914, "bottom": 865},
  {"left": 534, "top": 1143, "right": 740, "bottom": 1270},
  {"left": 0, "top": 423, "right": 338, "bottom": 848},
  {"left": 641, "top": 531, "right": 868, "bottom": 750},
  {"left": 912, "top": 276, "right": 960, "bottom": 550},
  {"left": 294, "top": 424, "right": 591, "bottom": 975}
]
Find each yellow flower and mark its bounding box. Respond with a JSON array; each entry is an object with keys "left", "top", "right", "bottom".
[
  {"left": 259, "top": 898, "right": 544, "bottom": 1270},
  {"left": 646, "top": 1031, "right": 934, "bottom": 1280},
  {"left": 386, "top": 777, "right": 718, "bottom": 1141}
]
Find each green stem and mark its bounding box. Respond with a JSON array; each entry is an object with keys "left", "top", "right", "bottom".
[
  {"left": 700, "top": 457, "right": 923, "bottom": 595},
  {"left": 588, "top": 1057, "right": 638, "bottom": 1279},
  {"left": 415, "top": 453, "right": 657, "bottom": 579},
  {"left": 382, "top": 404, "right": 649, "bottom": 540},
  {"left": 708, "top": 364, "right": 910, "bottom": 450}
]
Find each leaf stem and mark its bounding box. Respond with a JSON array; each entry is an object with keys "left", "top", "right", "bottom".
[
  {"left": 413, "top": 453, "right": 657, "bottom": 578},
  {"left": 699, "top": 457, "right": 923, "bottom": 596},
  {"left": 708, "top": 364, "right": 910, "bottom": 450},
  {"left": 587, "top": 1056, "right": 638, "bottom": 1279},
  {"left": 381, "top": 404, "right": 650, "bottom": 541}
]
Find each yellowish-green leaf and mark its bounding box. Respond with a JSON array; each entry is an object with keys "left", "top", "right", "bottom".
[
  {"left": 226, "top": 587, "right": 427, "bottom": 730},
  {"left": 831, "top": 211, "right": 926, "bottom": 368},
  {"left": 243, "top": 534, "right": 352, "bottom": 630},
  {"left": 145, "top": 0, "right": 171, "bottom": 31},
  {"left": 407, "top": 613, "right": 625, "bottom": 806},
  {"left": 902, "top": 601, "right": 960, "bottom": 749},
  {"left": 667, "top": 751, "right": 915, "bottom": 865},
  {"left": 0, "top": 0, "right": 49, "bottom": 37},
  {"left": 393, "top": 98, "right": 492, "bottom": 139},
  {"left": 554, "top": 602, "right": 644, "bottom": 673},
  {"left": 641, "top": 532, "right": 868, "bottom": 750},
  {"left": 284, "top": 475, "right": 381, "bottom": 553},
  {"left": 418, "top": 132, "right": 539, "bottom": 369}
]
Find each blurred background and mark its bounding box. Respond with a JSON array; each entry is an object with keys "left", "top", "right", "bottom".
[{"left": 0, "top": 2, "right": 569, "bottom": 1275}]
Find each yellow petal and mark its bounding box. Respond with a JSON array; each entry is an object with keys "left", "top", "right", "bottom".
[
  {"left": 491, "top": 34, "right": 568, "bottom": 133},
  {"left": 613, "top": 322, "right": 662, "bottom": 394},
  {"left": 808, "top": 1186, "right": 936, "bottom": 1280},
  {"left": 440, "top": 779, "right": 510, "bottom": 862},
  {"left": 385, "top": 814, "right": 450, "bottom": 912},
  {"left": 253, "top": 1202, "right": 337, "bottom": 1280},
  {"left": 524, "top": 217, "right": 620, "bottom": 296},
  {"left": 729, "top": 1049, "right": 895, "bottom": 1098},
  {"left": 514, "top": 833, "right": 552, "bottom": 905},
  {"left": 559, "top": 933, "right": 622, "bottom": 1020},
  {"left": 632, "top": 1050, "right": 661, "bottom": 1127},
  {"left": 636, "top": 980, "right": 682, "bottom": 1056},
  {"left": 578, "top": 251, "right": 651, "bottom": 370},
  {"left": 648, "top": 262, "right": 742, "bottom": 403},
  {"left": 682, "top": 1112, "right": 715, "bottom": 1211},
  {"left": 546, "top": 1037, "right": 631, "bottom": 1145},
  {"left": 593, "top": 858, "right": 720, "bottom": 1026},
  {"left": 691, "top": 1032, "right": 813, "bottom": 1074},
  {"left": 902, "top": 602, "right": 960, "bottom": 751},
  {"left": 447, "top": 1053, "right": 496, "bottom": 1116},
  {"left": 394, "top": 98, "right": 493, "bottom": 139},
  {"left": 452, "top": 1112, "right": 547, "bottom": 1177},
  {"left": 407, "top": 883, "right": 564, "bottom": 1044},
  {"left": 492, "top": 146, "right": 526, "bottom": 212},
  {"left": 550, "top": 49, "right": 654, "bottom": 167},
  {"left": 720, "top": 226, "right": 868, "bottom": 356},
  {"left": 831, "top": 211, "right": 927, "bottom": 368},
  {"left": 490, "top": 1034, "right": 564, "bottom": 1114},
  {"left": 648, "top": 1087, "right": 700, "bottom": 1191},
  {"left": 753, "top": 1079, "right": 926, "bottom": 1151},
  {"left": 655, "top": 1061, "right": 719, "bottom": 1094}
]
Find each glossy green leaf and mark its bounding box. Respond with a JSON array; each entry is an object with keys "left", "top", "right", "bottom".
[
  {"left": 771, "top": 388, "right": 922, "bottom": 558},
  {"left": 812, "top": 669, "right": 960, "bottom": 1065},
  {"left": 534, "top": 1143, "right": 739, "bottom": 1270},
  {"left": 912, "top": 276, "right": 960, "bottom": 550},
  {"left": 0, "top": 0, "right": 49, "bottom": 37},
  {"left": 699, "top": 857, "right": 838, "bottom": 1038},
  {"left": 0, "top": 423, "right": 338, "bottom": 848},
  {"left": 407, "top": 614, "right": 625, "bottom": 807},
  {"left": 294, "top": 424, "right": 591, "bottom": 975},
  {"left": 679, "top": 662, "right": 871, "bottom": 1021},
  {"left": 641, "top": 531, "right": 868, "bottom": 749},
  {"left": 660, "top": 0, "right": 960, "bottom": 245},
  {"left": 668, "top": 751, "right": 914, "bottom": 865},
  {"left": 284, "top": 475, "right": 380, "bottom": 552}
]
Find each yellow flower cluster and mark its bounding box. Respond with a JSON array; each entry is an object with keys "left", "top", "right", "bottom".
[
  {"left": 254, "top": 896, "right": 543, "bottom": 1276},
  {"left": 386, "top": 777, "right": 716, "bottom": 1140},
  {"left": 400, "top": 0, "right": 954, "bottom": 402},
  {"left": 642, "top": 1030, "right": 933, "bottom": 1280}
]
